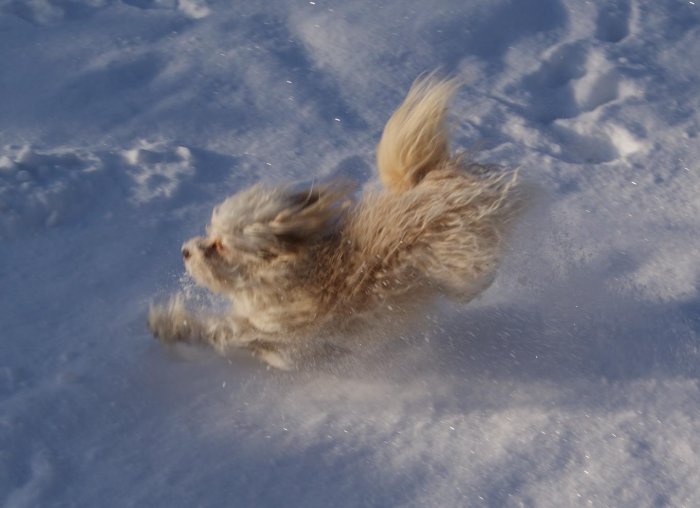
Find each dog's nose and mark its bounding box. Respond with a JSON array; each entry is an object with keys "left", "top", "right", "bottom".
[{"left": 182, "top": 247, "right": 191, "bottom": 260}]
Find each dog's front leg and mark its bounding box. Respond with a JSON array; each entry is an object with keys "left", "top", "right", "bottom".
[
  {"left": 148, "top": 295, "right": 254, "bottom": 352},
  {"left": 149, "top": 295, "right": 298, "bottom": 369},
  {"left": 246, "top": 340, "right": 296, "bottom": 371}
]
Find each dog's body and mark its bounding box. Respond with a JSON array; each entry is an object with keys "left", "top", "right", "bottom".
[{"left": 149, "top": 76, "right": 520, "bottom": 369}]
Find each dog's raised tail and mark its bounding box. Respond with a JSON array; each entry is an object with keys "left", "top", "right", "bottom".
[{"left": 376, "top": 75, "right": 460, "bottom": 192}]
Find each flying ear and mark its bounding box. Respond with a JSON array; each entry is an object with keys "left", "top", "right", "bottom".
[{"left": 243, "top": 179, "right": 356, "bottom": 252}]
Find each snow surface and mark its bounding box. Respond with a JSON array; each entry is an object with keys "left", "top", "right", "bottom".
[{"left": 2, "top": 0, "right": 700, "bottom": 506}]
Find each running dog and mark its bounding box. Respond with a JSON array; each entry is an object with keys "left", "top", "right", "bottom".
[{"left": 148, "top": 76, "right": 521, "bottom": 369}]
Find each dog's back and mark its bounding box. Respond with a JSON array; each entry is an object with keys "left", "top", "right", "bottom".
[{"left": 328, "top": 76, "right": 519, "bottom": 315}]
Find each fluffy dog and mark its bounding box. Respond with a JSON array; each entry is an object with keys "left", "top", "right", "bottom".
[{"left": 148, "top": 76, "right": 521, "bottom": 369}]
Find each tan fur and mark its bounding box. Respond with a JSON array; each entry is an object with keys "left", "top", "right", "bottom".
[
  {"left": 148, "top": 76, "right": 521, "bottom": 370},
  {"left": 377, "top": 75, "right": 460, "bottom": 192}
]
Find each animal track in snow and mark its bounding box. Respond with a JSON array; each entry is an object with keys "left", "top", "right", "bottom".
[
  {"left": 0, "top": 145, "right": 109, "bottom": 237},
  {"left": 122, "top": 140, "right": 195, "bottom": 204},
  {"left": 0, "top": 141, "right": 199, "bottom": 237},
  {"left": 517, "top": 43, "right": 588, "bottom": 123},
  {"left": 548, "top": 122, "right": 642, "bottom": 164},
  {"left": 505, "top": 33, "right": 642, "bottom": 165},
  {"left": 595, "top": 0, "right": 633, "bottom": 43},
  {"left": 516, "top": 43, "right": 635, "bottom": 124},
  {"left": 0, "top": 0, "right": 111, "bottom": 25},
  {"left": 122, "top": 0, "right": 210, "bottom": 19},
  {"left": 0, "top": 0, "right": 210, "bottom": 24}
]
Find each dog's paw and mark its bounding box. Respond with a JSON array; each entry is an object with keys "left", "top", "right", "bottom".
[
  {"left": 257, "top": 349, "right": 295, "bottom": 371},
  {"left": 247, "top": 341, "right": 295, "bottom": 371},
  {"left": 148, "top": 295, "right": 196, "bottom": 344}
]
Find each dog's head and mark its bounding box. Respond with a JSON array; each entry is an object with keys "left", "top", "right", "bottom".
[{"left": 182, "top": 180, "right": 354, "bottom": 295}]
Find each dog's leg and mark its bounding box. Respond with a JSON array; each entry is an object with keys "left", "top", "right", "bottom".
[
  {"left": 148, "top": 295, "right": 254, "bottom": 352},
  {"left": 247, "top": 340, "right": 295, "bottom": 371}
]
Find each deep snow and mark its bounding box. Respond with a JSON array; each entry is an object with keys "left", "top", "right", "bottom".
[{"left": 1, "top": 0, "right": 700, "bottom": 506}]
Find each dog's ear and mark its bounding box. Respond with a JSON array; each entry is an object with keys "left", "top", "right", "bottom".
[{"left": 244, "top": 179, "right": 355, "bottom": 252}]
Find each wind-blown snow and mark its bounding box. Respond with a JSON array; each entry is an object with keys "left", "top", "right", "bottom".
[{"left": 1, "top": 0, "right": 699, "bottom": 506}]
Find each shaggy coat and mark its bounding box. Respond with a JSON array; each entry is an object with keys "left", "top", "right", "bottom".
[{"left": 149, "top": 76, "right": 520, "bottom": 369}]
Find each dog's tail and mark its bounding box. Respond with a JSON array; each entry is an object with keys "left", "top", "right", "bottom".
[{"left": 376, "top": 75, "right": 460, "bottom": 192}]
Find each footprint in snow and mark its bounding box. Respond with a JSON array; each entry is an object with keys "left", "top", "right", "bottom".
[
  {"left": 0, "top": 145, "right": 109, "bottom": 237},
  {"left": 121, "top": 140, "right": 196, "bottom": 204},
  {"left": 595, "top": 0, "right": 633, "bottom": 44}
]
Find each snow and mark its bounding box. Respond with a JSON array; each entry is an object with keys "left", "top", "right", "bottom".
[{"left": 1, "top": 0, "right": 699, "bottom": 506}]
